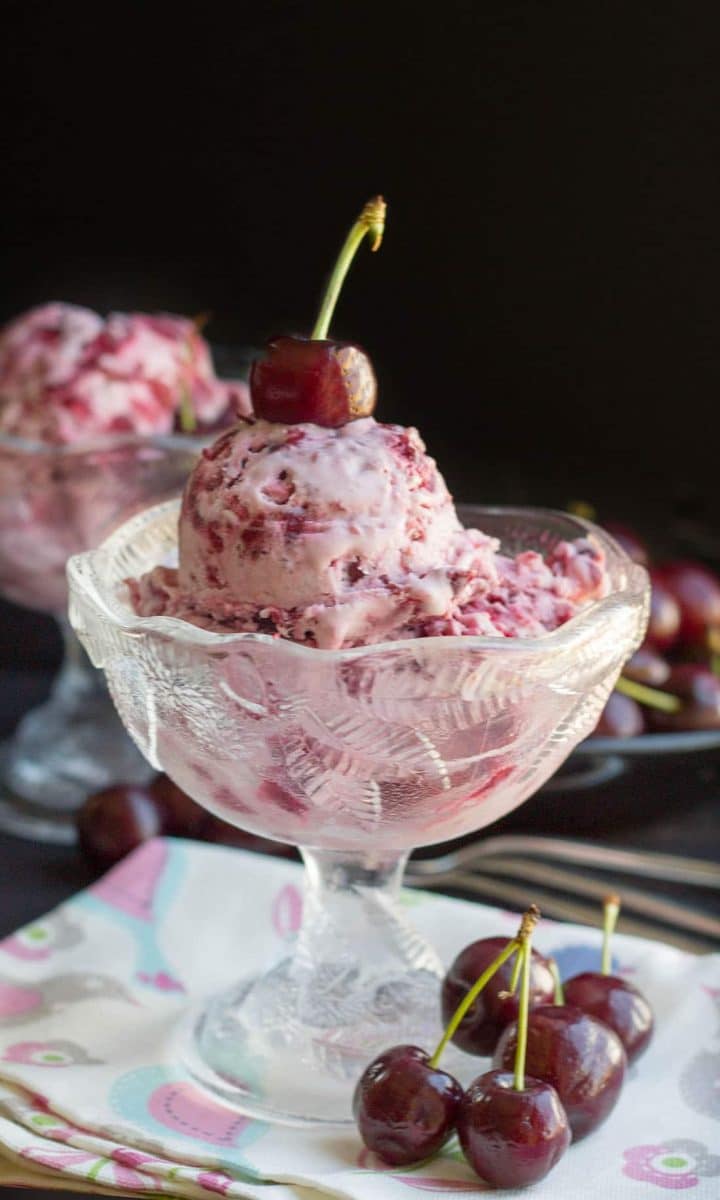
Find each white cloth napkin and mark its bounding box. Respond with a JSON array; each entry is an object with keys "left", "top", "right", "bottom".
[{"left": 0, "top": 837, "right": 718, "bottom": 1198}]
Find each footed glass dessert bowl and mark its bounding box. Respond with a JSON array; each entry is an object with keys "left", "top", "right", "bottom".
[
  {"left": 0, "top": 432, "right": 208, "bottom": 843},
  {"left": 68, "top": 501, "right": 649, "bottom": 1126}
]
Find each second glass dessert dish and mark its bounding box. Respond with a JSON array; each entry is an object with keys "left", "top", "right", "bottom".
[
  {"left": 0, "top": 430, "right": 211, "bottom": 843},
  {"left": 0, "top": 302, "right": 249, "bottom": 843},
  {"left": 68, "top": 500, "right": 648, "bottom": 1125}
]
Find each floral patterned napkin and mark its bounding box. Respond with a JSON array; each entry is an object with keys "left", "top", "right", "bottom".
[{"left": 0, "top": 838, "right": 718, "bottom": 1198}]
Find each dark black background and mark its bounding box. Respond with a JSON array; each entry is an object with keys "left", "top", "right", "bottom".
[
  {"left": 1, "top": 12, "right": 720, "bottom": 1195},
  {"left": 2, "top": 2, "right": 720, "bottom": 664}
]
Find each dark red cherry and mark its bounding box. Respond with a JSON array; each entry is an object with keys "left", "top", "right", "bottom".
[
  {"left": 593, "top": 691, "right": 645, "bottom": 738},
  {"left": 457, "top": 1070, "right": 570, "bottom": 1189},
  {"left": 564, "top": 972, "right": 654, "bottom": 1064},
  {"left": 622, "top": 644, "right": 671, "bottom": 688},
  {"left": 76, "top": 785, "right": 164, "bottom": 868},
  {"left": 655, "top": 560, "right": 720, "bottom": 646},
  {"left": 149, "top": 774, "right": 207, "bottom": 838},
  {"left": 647, "top": 663, "right": 720, "bottom": 731},
  {"left": 250, "top": 335, "right": 376, "bottom": 427},
  {"left": 493, "top": 1004, "right": 626, "bottom": 1140},
  {"left": 249, "top": 196, "right": 385, "bottom": 426},
  {"left": 441, "top": 937, "right": 555, "bottom": 1055},
  {"left": 602, "top": 522, "right": 650, "bottom": 567},
  {"left": 352, "top": 1044, "right": 463, "bottom": 1166},
  {"left": 646, "top": 569, "right": 682, "bottom": 650}
]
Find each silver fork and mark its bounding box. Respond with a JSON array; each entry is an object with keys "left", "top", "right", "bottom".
[
  {"left": 408, "top": 834, "right": 720, "bottom": 887},
  {"left": 405, "top": 835, "right": 720, "bottom": 953}
]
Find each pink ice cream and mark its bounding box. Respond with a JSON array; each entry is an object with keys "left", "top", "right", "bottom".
[
  {"left": 0, "top": 302, "right": 250, "bottom": 612},
  {"left": 0, "top": 302, "right": 249, "bottom": 443},
  {"left": 130, "top": 415, "right": 608, "bottom": 649}
]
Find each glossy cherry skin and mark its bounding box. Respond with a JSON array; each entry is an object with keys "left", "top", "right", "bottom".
[
  {"left": 457, "top": 1070, "right": 570, "bottom": 1189},
  {"left": 564, "top": 972, "right": 654, "bottom": 1064},
  {"left": 602, "top": 522, "right": 650, "bottom": 567},
  {"left": 646, "top": 569, "right": 682, "bottom": 651},
  {"left": 648, "top": 663, "right": 720, "bottom": 731},
  {"left": 622, "top": 644, "right": 671, "bottom": 688},
  {"left": 655, "top": 560, "right": 720, "bottom": 646},
  {"left": 593, "top": 691, "right": 645, "bottom": 738},
  {"left": 493, "top": 1004, "right": 627, "bottom": 1140},
  {"left": 352, "top": 1044, "right": 463, "bottom": 1166},
  {"left": 441, "top": 937, "right": 555, "bottom": 1055},
  {"left": 149, "top": 774, "right": 207, "bottom": 838},
  {"left": 76, "top": 785, "right": 164, "bottom": 868},
  {"left": 250, "top": 335, "right": 376, "bottom": 427}
]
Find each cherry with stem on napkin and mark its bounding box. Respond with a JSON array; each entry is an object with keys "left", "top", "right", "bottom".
[
  {"left": 563, "top": 894, "right": 654, "bottom": 1064},
  {"left": 457, "top": 908, "right": 571, "bottom": 1189}
]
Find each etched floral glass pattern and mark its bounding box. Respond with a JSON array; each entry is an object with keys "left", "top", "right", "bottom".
[
  {"left": 68, "top": 501, "right": 649, "bottom": 1125},
  {"left": 0, "top": 433, "right": 206, "bottom": 842}
]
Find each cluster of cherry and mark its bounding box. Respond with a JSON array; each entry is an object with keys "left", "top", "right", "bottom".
[
  {"left": 595, "top": 524, "right": 720, "bottom": 736},
  {"left": 354, "top": 896, "right": 653, "bottom": 1190}
]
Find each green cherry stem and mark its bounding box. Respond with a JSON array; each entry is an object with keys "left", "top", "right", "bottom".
[
  {"left": 601, "top": 893, "right": 621, "bottom": 975},
  {"left": 429, "top": 905, "right": 541, "bottom": 1070},
  {"left": 514, "top": 935, "right": 533, "bottom": 1091},
  {"left": 192, "top": 311, "right": 212, "bottom": 333},
  {"left": 615, "top": 675, "right": 682, "bottom": 713},
  {"left": 311, "top": 196, "right": 386, "bottom": 341},
  {"left": 548, "top": 957, "right": 565, "bottom": 1005},
  {"left": 178, "top": 312, "right": 212, "bottom": 434},
  {"left": 428, "top": 939, "right": 519, "bottom": 1069},
  {"left": 178, "top": 382, "right": 196, "bottom": 434},
  {"left": 507, "top": 945, "right": 524, "bottom": 996}
]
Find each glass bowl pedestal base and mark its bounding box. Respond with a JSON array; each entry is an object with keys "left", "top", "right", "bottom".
[{"left": 180, "top": 848, "right": 466, "bottom": 1127}]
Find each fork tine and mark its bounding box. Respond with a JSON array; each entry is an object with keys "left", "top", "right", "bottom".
[
  {"left": 410, "top": 834, "right": 720, "bottom": 888},
  {"left": 453, "top": 857, "right": 720, "bottom": 941},
  {"left": 406, "top": 870, "right": 715, "bottom": 954}
]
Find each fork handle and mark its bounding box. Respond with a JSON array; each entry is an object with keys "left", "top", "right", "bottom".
[
  {"left": 407, "top": 871, "right": 716, "bottom": 954},
  {"left": 427, "top": 834, "right": 720, "bottom": 889}
]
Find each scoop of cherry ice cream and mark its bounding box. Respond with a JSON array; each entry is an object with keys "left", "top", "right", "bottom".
[{"left": 130, "top": 415, "right": 608, "bottom": 650}]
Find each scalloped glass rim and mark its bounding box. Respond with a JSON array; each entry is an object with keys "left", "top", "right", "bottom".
[
  {"left": 68, "top": 499, "right": 649, "bottom": 662},
  {"left": 0, "top": 430, "right": 211, "bottom": 458}
]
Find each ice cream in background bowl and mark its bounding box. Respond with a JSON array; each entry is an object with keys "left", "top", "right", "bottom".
[
  {"left": 0, "top": 301, "right": 250, "bottom": 844},
  {"left": 0, "top": 302, "right": 248, "bottom": 444},
  {"left": 68, "top": 196, "right": 650, "bottom": 1126}
]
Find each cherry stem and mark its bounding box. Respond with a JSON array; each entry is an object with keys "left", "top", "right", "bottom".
[
  {"left": 178, "top": 382, "right": 196, "bottom": 433},
  {"left": 192, "top": 311, "right": 212, "bottom": 333},
  {"left": 429, "top": 939, "right": 519, "bottom": 1069},
  {"left": 602, "top": 892, "right": 621, "bottom": 975},
  {"left": 548, "top": 957, "right": 564, "bottom": 1005},
  {"left": 514, "top": 936, "right": 533, "bottom": 1092},
  {"left": 567, "top": 499, "right": 597, "bottom": 522},
  {"left": 177, "top": 316, "right": 212, "bottom": 434},
  {"left": 429, "top": 905, "right": 540, "bottom": 1070},
  {"left": 311, "top": 196, "right": 386, "bottom": 340},
  {"left": 615, "top": 675, "right": 682, "bottom": 713},
  {"left": 507, "top": 945, "right": 523, "bottom": 995}
]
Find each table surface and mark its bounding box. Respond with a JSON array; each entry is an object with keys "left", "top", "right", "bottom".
[{"left": 1, "top": 665, "right": 718, "bottom": 1198}]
